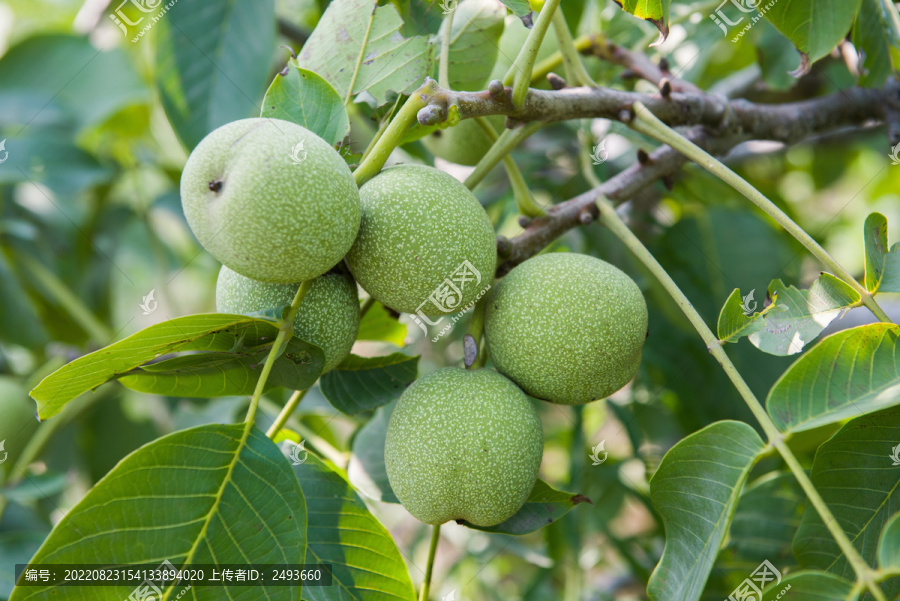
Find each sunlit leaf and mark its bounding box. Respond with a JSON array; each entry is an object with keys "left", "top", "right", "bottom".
[
  {"left": 297, "top": 0, "right": 434, "bottom": 107},
  {"left": 261, "top": 61, "right": 350, "bottom": 145},
  {"left": 156, "top": 0, "right": 276, "bottom": 149},
  {"left": 793, "top": 406, "right": 900, "bottom": 600},
  {"left": 864, "top": 212, "right": 900, "bottom": 293},
  {"left": 463, "top": 479, "right": 591, "bottom": 535},
  {"left": 10, "top": 424, "right": 307, "bottom": 601},
  {"left": 767, "top": 323, "right": 900, "bottom": 433},
  {"left": 717, "top": 275, "right": 859, "bottom": 356},
  {"left": 319, "top": 353, "right": 419, "bottom": 415},
  {"left": 30, "top": 314, "right": 325, "bottom": 419},
  {"left": 357, "top": 302, "right": 408, "bottom": 346},
  {"left": 648, "top": 421, "right": 766, "bottom": 601},
  {"left": 612, "top": 0, "right": 670, "bottom": 45},
  {"left": 282, "top": 448, "right": 417, "bottom": 601}
]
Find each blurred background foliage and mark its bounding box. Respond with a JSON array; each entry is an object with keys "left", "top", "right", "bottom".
[{"left": 0, "top": 0, "right": 898, "bottom": 599}]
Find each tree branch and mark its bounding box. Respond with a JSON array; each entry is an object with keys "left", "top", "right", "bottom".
[{"left": 419, "top": 79, "right": 900, "bottom": 275}]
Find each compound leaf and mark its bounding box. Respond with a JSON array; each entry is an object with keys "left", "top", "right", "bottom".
[
  {"left": 10, "top": 424, "right": 307, "bottom": 601},
  {"left": 297, "top": 0, "right": 433, "bottom": 107},
  {"left": 648, "top": 421, "right": 766, "bottom": 601},
  {"left": 282, "top": 448, "right": 416, "bottom": 601},
  {"left": 767, "top": 323, "right": 900, "bottom": 433},
  {"left": 30, "top": 314, "right": 325, "bottom": 419}
]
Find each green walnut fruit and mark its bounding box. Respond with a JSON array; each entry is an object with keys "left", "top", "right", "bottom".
[
  {"left": 181, "top": 118, "right": 360, "bottom": 284},
  {"left": 345, "top": 164, "right": 496, "bottom": 316},
  {"left": 484, "top": 253, "right": 648, "bottom": 405},
  {"left": 215, "top": 265, "right": 360, "bottom": 372},
  {"left": 422, "top": 116, "right": 505, "bottom": 166},
  {"left": 384, "top": 367, "right": 543, "bottom": 526}
]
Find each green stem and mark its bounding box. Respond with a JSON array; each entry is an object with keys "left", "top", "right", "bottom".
[
  {"left": 465, "top": 293, "right": 488, "bottom": 370},
  {"left": 20, "top": 255, "right": 113, "bottom": 344},
  {"left": 531, "top": 34, "right": 593, "bottom": 84},
  {"left": 550, "top": 10, "right": 597, "bottom": 87},
  {"left": 628, "top": 101, "right": 893, "bottom": 324},
  {"left": 465, "top": 122, "right": 542, "bottom": 190},
  {"left": 243, "top": 280, "right": 313, "bottom": 427},
  {"left": 503, "top": 0, "right": 562, "bottom": 106},
  {"left": 266, "top": 388, "right": 309, "bottom": 438},
  {"left": 438, "top": 6, "right": 454, "bottom": 90},
  {"left": 594, "top": 196, "right": 887, "bottom": 601},
  {"left": 472, "top": 117, "right": 545, "bottom": 217},
  {"left": 360, "top": 295, "right": 376, "bottom": 318},
  {"left": 419, "top": 523, "right": 441, "bottom": 601},
  {"left": 353, "top": 84, "right": 433, "bottom": 186}
]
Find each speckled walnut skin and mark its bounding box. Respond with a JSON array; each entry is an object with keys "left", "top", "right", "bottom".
[
  {"left": 485, "top": 253, "right": 648, "bottom": 405},
  {"left": 385, "top": 368, "right": 543, "bottom": 527},
  {"left": 181, "top": 118, "right": 360, "bottom": 284},
  {"left": 346, "top": 164, "right": 496, "bottom": 316},
  {"left": 215, "top": 265, "right": 359, "bottom": 373}
]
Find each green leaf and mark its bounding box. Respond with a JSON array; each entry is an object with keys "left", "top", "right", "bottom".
[
  {"left": 728, "top": 472, "right": 804, "bottom": 562},
  {"left": 436, "top": 0, "right": 507, "bottom": 91},
  {"left": 319, "top": 353, "right": 419, "bottom": 415},
  {"left": 763, "top": 0, "right": 862, "bottom": 73},
  {"left": 648, "top": 421, "right": 766, "bottom": 601},
  {"left": 357, "top": 302, "right": 408, "bottom": 346},
  {"left": 497, "top": 0, "right": 533, "bottom": 27},
  {"left": 261, "top": 61, "right": 350, "bottom": 145},
  {"left": 0, "top": 251, "right": 47, "bottom": 349},
  {"left": 864, "top": 212, "right": 900, "bottom": 293},
  {"left": 297, "top": 0, "right": 434, "bottom": 107},
  {"left": 30, "top": 314, "right": 325, "bottom": 419},
  {"left": 0, "top": 34, "right": 149, "bottom": 132},
  {"left": 347, "top": 401, "right": 400, "bottom": 503},
  {"left": 463, "top": 479, "right": 591, "bottom": 535},
  {"left": 281, "top": 448, "right": 417, "bottom": 601},
  {"left": 156, "top": 0, "right": 276, "bottom": 149},
  {"left": 878, "top": 511, "right": 900, "bottom": 570},
  {"left": 10, "top": 423, "right": 307, "bottom": 601},
  {"left": 760, "top": 571, "right": 856, "bottom": 601},
  {"left": 853, "top": 0, "right": 900, "bottom": 87},
  {"left": 612, "top": 0, "right": 670, "bottom": 45},
  {"left": 766, "top": 323, "right": 900, "bottom": 433},
  {"left": 793, "top": 406, "right": 900, "bottom": 600},
  {"left": 717, "top": 275, "right": 860, "bottom": 356}
]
